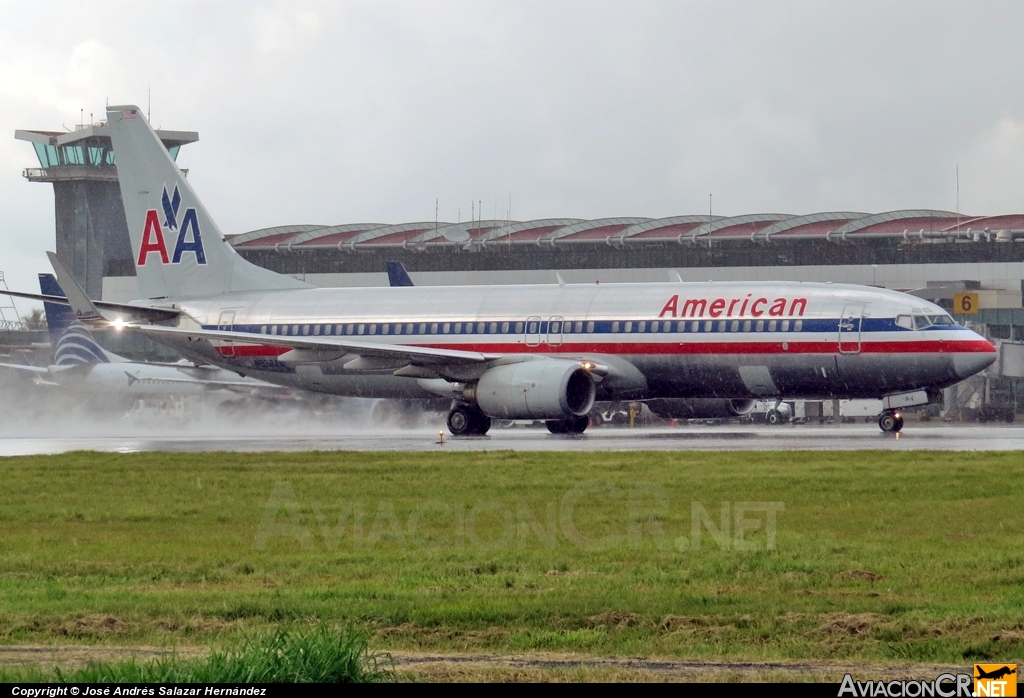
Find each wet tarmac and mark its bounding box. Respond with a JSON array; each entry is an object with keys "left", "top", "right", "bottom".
[{"left": 1, "top": 422, "right": 1023, "bottom": 456}]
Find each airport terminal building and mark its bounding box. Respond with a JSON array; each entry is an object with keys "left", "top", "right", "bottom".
[{"left": 12, "top": 118, "right": 1024, "bottom": 416}]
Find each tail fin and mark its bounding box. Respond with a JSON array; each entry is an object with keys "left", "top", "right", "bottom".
[
  {"left": 38, "top": 274, "right": 76, "bottom": 347},
  {"left": 38, "top": 275, "right": 115, "bottom": 366},
  {"left": 386, "top": 261, "right": 415, "bottom": 287},
  {"left": 106, "top": 105, "right": 310, "bottom": 299}
]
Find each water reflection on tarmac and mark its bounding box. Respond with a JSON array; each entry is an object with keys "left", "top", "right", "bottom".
[{"left": 2, "top": 423, "right": 1023, "bottom": 456}]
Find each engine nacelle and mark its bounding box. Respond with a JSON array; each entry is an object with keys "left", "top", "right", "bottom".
[
  {"left": 473, "top": 360, "right": 596, "bottom": 420},
  {"left": 646, "top": 398, "right": 757, "bottom": 420}
]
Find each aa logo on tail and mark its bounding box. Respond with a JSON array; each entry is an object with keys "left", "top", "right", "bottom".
[{"left": 138, "top": 185, "right": 207, "bottom": 266}]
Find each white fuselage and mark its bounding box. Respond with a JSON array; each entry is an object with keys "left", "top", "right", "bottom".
[{"left": 140, "top": 280, "right": 996, "bottom": 402}]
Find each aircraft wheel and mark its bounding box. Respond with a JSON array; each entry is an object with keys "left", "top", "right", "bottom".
[
  {"left": 546, "top": 415, "right": 589, "bottom": 434},
  {"left": 448, "top": 404, "right": 490, "bottom": 436},
  {"left": 878, "top": 411, "right": 903, "bottom": 433},
  {"left": 766, "top": 409, "right": 782, "bottom": 425}
]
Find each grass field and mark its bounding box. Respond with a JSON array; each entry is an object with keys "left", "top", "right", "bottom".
[{"left": 0, "top": 449, "right": 1022, "bottom": 667}]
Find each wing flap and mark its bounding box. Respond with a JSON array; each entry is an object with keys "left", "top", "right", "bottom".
[
  {"left": 127, "top": 323, "right": 495, "bottom": 366},
  {"left": 0, "top": 290, "right": 179, "bottom": 323}
]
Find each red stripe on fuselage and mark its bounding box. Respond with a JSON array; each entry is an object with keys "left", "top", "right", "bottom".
[{"left": 213, "top": 338, "right": 995, "bottom": 357}]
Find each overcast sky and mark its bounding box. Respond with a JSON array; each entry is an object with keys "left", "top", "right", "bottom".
[{"left": 1, "top": 1, "right": 1024, "bottom": 299}]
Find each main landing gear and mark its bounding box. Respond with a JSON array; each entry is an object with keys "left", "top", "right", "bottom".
[
  {"left": 447, "top": 403, "right": 491, "bottom": 436},
  {"left": 545, "top": 415, "right": 590, "bottom": 434},
  {"left": 878, "top": 410, "right": 904, "bottom": 434}
]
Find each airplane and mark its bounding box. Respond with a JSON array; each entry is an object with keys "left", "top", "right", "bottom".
[
  {"left": 0, "top": 271, "right": 280, "bottom": 404},
  {"left": 1, "top": 105, "right": 998, "bottom": 435}
]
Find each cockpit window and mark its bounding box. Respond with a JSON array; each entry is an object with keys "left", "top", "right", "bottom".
[
  {"left": 928, "top": 315, "right": 954, "bottom": 326},
  {"left": 895, "top": 315, "right": 912, "bottom": 329},
  {"left": 913, "top": 315, "right": 931, "bottom": 330}
]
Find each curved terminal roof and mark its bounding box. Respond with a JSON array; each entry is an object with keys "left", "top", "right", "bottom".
[{"left": 228, "top": 210, "right": 1024, "bottom": 251}]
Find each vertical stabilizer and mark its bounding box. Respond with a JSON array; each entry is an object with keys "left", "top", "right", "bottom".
[
  {"left": 38, "top": 274, "right": 116, "bottom": 365},
  {"left": 105, "top": 105, "right": 310, "bottom": 299}
]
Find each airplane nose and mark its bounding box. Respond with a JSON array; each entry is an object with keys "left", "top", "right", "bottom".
[{"left": 952, "top": 333, "right": 997, "bottom": 379}]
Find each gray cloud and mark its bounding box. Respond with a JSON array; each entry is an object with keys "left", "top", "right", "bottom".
[{"left": 1, "top": 1, "right": 1023, "bottom": 297}]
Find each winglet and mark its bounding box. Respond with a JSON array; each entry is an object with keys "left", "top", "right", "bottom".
[
  {"left": 46, "top": 252, "right": 104, "bottom": 323},
  {"left": 385, "top": 261, "right": 415, "bottom": 287}
]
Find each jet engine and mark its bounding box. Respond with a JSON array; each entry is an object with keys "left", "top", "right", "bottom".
[
  {"left": 472, "top": 360, "right": 596, "bottom": 420},
  {"left": 646, "top": 398, "right": 757, "bottom": 419}
]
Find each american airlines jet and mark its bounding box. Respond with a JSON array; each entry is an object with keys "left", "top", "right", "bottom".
[{"left": 5, "top": 105, "right": 998, "bottom": 435}]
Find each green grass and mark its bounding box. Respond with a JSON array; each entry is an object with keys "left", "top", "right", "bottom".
[
  {"left": 0, "top": 625, "right": 392, "bottom": 682},
  {"left": 0, "top": 449, "right": 1022, "bottom": 664}
]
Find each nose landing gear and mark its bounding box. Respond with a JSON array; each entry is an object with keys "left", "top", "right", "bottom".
[
  {"left": 878, "top": 410, "right": 904, "bottom": 433},
  {"left": 447, "top": 403, "right": 491, "bottom": 436}
]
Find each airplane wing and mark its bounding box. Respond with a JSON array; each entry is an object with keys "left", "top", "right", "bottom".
[
  {"left": 127, "top": 324, "right": 498, "bottom": 367},
  {"left": 0, "top": 362, "right": 50, "bottom": 374},
  {"left": 0, "top": 289, "right": 179, "bottom": 323}
]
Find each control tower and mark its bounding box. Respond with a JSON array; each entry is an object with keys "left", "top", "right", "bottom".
[{"left": 15, "top": 119, "right": 198, "bottom": 299}]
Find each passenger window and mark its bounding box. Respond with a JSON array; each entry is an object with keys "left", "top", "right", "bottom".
[
  {"left": 313, "top": 325, "right": 321, "bottom": 336},
  {"left": 913, "top": 315, "right": 930, "bottom": 330},
  {"left": 490, "top": 322, "right": 498, "bottom": 333},
  {"left": 502, "top": 322, "right": 510, "bottom": 333},
  {"left": 407, "top": 323, "right": 415, "bottom": 334},
  {"left": 718, "top": 320, "right": 727, "bottom": 332},
  {"left": 455, "top": 323, "right": 462, "bottom": 334},
  {"left": 382, "top": 324, "right": 390, "bottom": 335},
  {"left": 528, "top": 322, "right": 537, "bottom": 333},
  {"left": 419, "top": 323, "right": 427, "bottom": 334},
  {"left": 639, "top": 321, "right": 647, "bottom": 332},
  {"left": 688, "top": 321, "right": 696, "bottom": 332},
  {"left": 394, "top": 324, "right": 402, "bottom": 335},
  {"left": 768, "top": 320, "right": 777, "bottom": 332},
  {"left": 781, "top": 320, "right": 790, "bottom": 332},
  {"left": 271, "top": 325, "right": 278, "bottom": 335},
  {"left": 625, "top": 321, "right": 633, "bottom": 333},
  {"left": 586, "top": 321, "right": 595, "bottom": 332},
  {"left": 477, "top": 322, "right": 485, "bottom": 333},
  {"left": 335, "top": 324, "right": 342, "bottom": 335},
  {"left": 516, "top": 322, "right": 525, "bottom": 333},
  {"left": 346, "top": 324, "right": 355, "bottom": 335},
  {"left": 794, "top": 320, "right": 803, "bottom": 332},
  {"left": 704, "top": 321, "right": 713, "bottom": 332},
  {"left": 575, "top": 321, "right": 583, "bottom": 333},
  {"left": 369, "top": 324, "right": 377, "bottom": 335},
  {"left": 260, "top": 325, "right": 267, "bottom": 334},
  {"left": 650, "top": 321, "right": 658, "bottom": 333},
  {"left": 663, "top": 321, "right": 671, "bottom": 332},
  {"left": 731, "top": 320, "right": 739, "bottom": 332},
  {"left": 357, "top": 324, "right": 365, "bottom": 335},
  {"left": 612, "top": 321, "right": 620, "bottom": 333},
  {"left": 443, "top": 323, "right": 450, "bottom": 334},
  {"left": 302, "top": 325, "right": 310, "bottom": 335},
  {"left": 292, "top": 325, "right": 299, "bottom": 335},
  {"left": 324, "top": 325, "right": 333, "bottom": 335},
  {"left": 756, "top": 320, "right": 764, "bottom": 332}
]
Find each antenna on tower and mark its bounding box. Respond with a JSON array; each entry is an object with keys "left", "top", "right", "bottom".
[{"left": 956, "top": 164, "right": 961, "bottom": 233}]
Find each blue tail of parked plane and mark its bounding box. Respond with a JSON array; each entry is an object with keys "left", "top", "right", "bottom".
[
  {"left": 386, "top": 261, "right": 415, "bottom": 287},
  {"left": 38, "top": 274, "right": 111, "bottom": 366}
]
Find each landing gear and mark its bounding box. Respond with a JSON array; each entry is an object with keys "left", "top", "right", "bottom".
[
  {"left": 766, "top": 408, "right": 784, "bottom": 425},
  {"left": 447, "top": 403, "right": 491, "bottom": 436},
  {"left": 546, "top": 415, "right": 590, "bottom": 434},
  {"left": 878, "top": 410, "right": 904, "bottom": 433}
]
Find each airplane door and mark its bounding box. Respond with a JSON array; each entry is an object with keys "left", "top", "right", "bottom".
[
  {"left": 838, "top": 304, "right": 864, "bottom": 354},
  {"left": 525, "top": 316, "right": 541, "bottom": 347},
  {"left": 218, "top": 310, "right": 236, "bottom": 357},
  {"left": 547, "top": 316, "right": 564, "bottom": 347}
]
